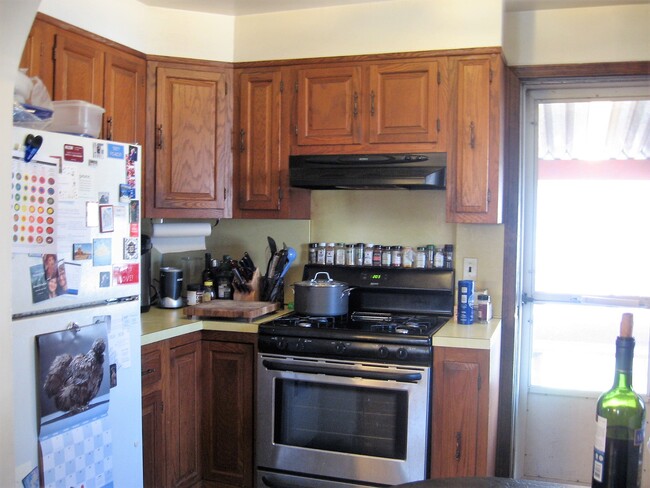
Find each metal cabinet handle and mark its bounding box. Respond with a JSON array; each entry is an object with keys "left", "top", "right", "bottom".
[
  {"left": 240, "top": 128, "right": 246, "bottom": 152},
  {"left": 156, "top": 124, "right": 163, "bottom": 149},
  {"left": 370, "top": 90, "right": 375, "bottom": 116},
  {"left": 106, "top": 116, "right": 113, "bottom": 141},
  {"left": 455, "top": 431, "right": 462, "bottom": 460},
  {"left": 141, "top": 368, "right": 156, "bottom": 377},
  {"left": 469, "top": 122, "right": 476, "bottom": 149},
  {"left": 353, "top": 91, "right": 359, "bottom": 117}
]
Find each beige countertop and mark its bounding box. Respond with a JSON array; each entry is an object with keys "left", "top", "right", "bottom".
[{"left": 141, "top": 307, "right": 501, "bottom": 350}]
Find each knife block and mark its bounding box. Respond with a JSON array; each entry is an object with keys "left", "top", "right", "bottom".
[{"left": 234, "top": 268, "right": 261, "bottom": 302}]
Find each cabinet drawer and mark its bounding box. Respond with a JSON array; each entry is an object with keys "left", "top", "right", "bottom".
[{"left": 141, "top": 347, "right": 162, "bottom": 387}]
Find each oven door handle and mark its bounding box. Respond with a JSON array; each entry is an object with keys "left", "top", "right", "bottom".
[
  {"left": 261, "top": 475, "right": 305, "bottom": 488},
  {"left": 262, "top": 359, "right": 422, "bottom": 382}
]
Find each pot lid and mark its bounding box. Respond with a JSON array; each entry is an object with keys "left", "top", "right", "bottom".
[{"left": 295, "top": 271, "right": 348, "bottom": 288}]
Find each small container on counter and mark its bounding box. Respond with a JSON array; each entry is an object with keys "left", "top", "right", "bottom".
[
  {"left": 426, "top": 245, "right": 436, "bottom": 269},
  {"left": 335, "top": 243, "right": 346, "bottom": 265},
  {"left": 457, "top": 279, "right": 475, "bottom": 325},
  {"left": 202, "top": 280, "right": 214, "bottom": 302},
  {"left": 476, "top": 292, "right": 492, "bottom": 323},
  {"left": 415, "top": 247, "right": 427, "bottom": 269},
  {"left": 355, "top": 243, "right": 365, "bottom": 266},
  {"left": 186, "top": 284, "right": 202, "bottom": 305},
  {"left": 372, "top": 245, "right": 382, "bottom": 266},
  {"left": 345, "top": 244, "right": 355, "bottom": 266},
  {"left": 363, "top": 244, "right": 374, "bottom": 266},
  {"left": 444, "top": 244, "right": 454, "bottom": 269},
  {"left": 391, "top": 245, "right": 402, "bottom": 267},
  {"left": 434, "top": 247, "right": 445, "bottom": 268}
]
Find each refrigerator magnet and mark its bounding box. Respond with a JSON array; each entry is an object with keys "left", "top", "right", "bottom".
[
  {"left": 123, "top": 238, "right": 138, "bottom": 260},
  {"left": 99, "top": 205, "right": 114, "bottom": 233}
]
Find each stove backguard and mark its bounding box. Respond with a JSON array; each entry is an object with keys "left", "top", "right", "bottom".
[{"left": 302, "top": 264, "right": 455, "bottom": 318}]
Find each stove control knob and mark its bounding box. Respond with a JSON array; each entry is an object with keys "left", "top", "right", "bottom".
[
  {"left": 276, "top": 339, "right": 287, "bottom": 351},
  {"left": 296, "top": 339, "right": 305, "bottom": 351},
  {"left": 378, "top": 346, "right": 390, "bottom": 359},
  {"left": 335, "top": 342, "right": 346, "bottom": 353},
  {"left": 397, "top": 347, "right": 408, "bottom": 360}
]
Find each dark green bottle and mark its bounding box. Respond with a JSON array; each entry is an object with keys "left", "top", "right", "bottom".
[{"left": 592, "top": 313, "right": 645, "bottom": 488}]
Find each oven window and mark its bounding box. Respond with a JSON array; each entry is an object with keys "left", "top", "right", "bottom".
[{"left": 274, "top": 379, "right": 408, "bottom": 459}]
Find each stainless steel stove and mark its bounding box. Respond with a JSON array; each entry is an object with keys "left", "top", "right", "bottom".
[{"left": 256, "top": 264, "right": 455, "bottom": 488}]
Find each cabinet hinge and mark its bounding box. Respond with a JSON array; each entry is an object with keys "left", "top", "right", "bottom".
[
  {"left": 436, "top": 119, "right": 441, "bottom": 133},
  {"left": 487, "top": 189, "right": 491, "bottom": 203},
  {"left": 489, "top": 69, "right": 493, "bottom": 83},
  {"left": 225, "top": 82, "right": 228, "bottom": 95},
  {"left": 160, "top": 400, "right": 164, "bottom": 413},
  {"left": 478, "top": 373, "right": 482, "bottom": 390},
  {"left": 437, "top": 70, "right": 441, "bottom": 85},
  {"left": 294, "top": 125, "right": 298, "bottom": 136},
  {"left": 280, "top": 80, "right": 284, "bottom": 93},
  {"left": 278, "top": 187, "right": 283, "bottom": 209},
  {"left": 294, "top": 81, "right": 299, "bottom": 93},
  {"left": 224, "top": 188, "right": 227, "bottom": 200},
  {"left": 52, "top": 45, "right": 57, "bottom": 62}
]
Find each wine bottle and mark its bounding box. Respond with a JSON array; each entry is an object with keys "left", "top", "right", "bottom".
[
  {"left": 202, "top": 252, "right": 214, "bottom": 284},
  {"left": 592, "top": 313, "right": 646, "bottom": 488}
]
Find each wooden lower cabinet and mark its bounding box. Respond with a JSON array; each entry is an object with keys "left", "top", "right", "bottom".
[
  {"left": 430, "top": 340, "right": 501, "bottom": 478},
  {"left": 141, "top": 331, "right": 255, "bottom": 488},
  {"left": 201, "top": 335, "right": 255, "bottom": 488}
]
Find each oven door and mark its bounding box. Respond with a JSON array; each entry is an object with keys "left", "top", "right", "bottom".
[{"left": 256, "top": 353, "right": 431, "bottom": 486}]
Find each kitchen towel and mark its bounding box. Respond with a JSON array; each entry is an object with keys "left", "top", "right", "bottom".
[{"left": 151, "top": 222, "right": 211, "bottom": 254}]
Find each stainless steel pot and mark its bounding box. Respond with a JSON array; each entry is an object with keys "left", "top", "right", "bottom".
[{"left": 293, "top": 272, "right": 353, "bottom": 316}]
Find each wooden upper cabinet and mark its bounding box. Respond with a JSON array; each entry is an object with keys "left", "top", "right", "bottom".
[
  {"left": 368, "top": 60, "right": 445, "bottom": 146},
  {"left": 237, "top": 70, "right": 282, "bottom": 211},
  {"left": 103, "top": 48, "right": 146, "bottom": 144},
  {"left": 446, "top": 54, "right": 504, "bottom": 223},
  {"left": 19, "top": 18, "right": 55, "bottom": 97},
  {"left": 150, "top": 64, "right": 232, "bottom": 218},
  {"left": 54, "top": 30, "right": 105, "bottom": 106},
  {"left": 296, "top": 65, "right": 362, "bottom": 146}
]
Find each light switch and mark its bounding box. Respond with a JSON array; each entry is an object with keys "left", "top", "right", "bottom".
[{"left": 463, "top": 258, "right": 478, "bottom": 280}]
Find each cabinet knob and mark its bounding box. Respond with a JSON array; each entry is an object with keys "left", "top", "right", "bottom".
[
  {"left": 156, "top": 124, "right": 164, "bottom": 149},
  {"left": 469, "top": 122, "right": 476, "bottom": 149},
  {"left": 353, "top": 92, "right": 359, "bottom": 118},
  {"left": 370, "top": 90, "right": 375, "bottom": 117},
  {"left": 240, "top": 128, "right": 246, "bottom": 152},
  {"left": 106, "top": 116, "right": 113, "bottom": 141},
  {"left": 455, "top": 431, "right": 462, "bottom": 460}
]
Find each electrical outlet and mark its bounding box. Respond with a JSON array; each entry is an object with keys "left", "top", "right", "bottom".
[{"left": 463, "top": 257, "right": 478, "bottom": 280}]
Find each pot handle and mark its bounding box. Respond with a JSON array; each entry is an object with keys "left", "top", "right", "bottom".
[
  {"left": 312, "top": 271, "right": 332, "bottom": 283},
  {"left": 341, "top": 287, "right": 355, "bottom": 298}
]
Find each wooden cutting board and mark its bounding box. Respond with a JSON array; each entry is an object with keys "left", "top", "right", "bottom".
[{"left": 183, "top": 300, "right": 281, "bottom": 322}]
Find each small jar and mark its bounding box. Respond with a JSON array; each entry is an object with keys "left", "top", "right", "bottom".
[
  {"left": 363, "top": 244, "right": 374, "bottom": 266},
  {"left": 325, "top": 243, "right": 335, "bottom": 265},
  {"left": 186, "top": 284, "right": 201, "bottom": 305},
  {"left": 345, "top": 244, "right": 355, "bottom": 266},
  {"left": 335, "top": 243, "right": 346, "bottom": 265},
  {"left": 372, "top": 245, "right": 383, "bottom": 266},
  {"left": 381, "top": 246, "right": 392, "bottom": 267},
  {"left": 444, "top": 244, "right": 454, "bottom": 269},
  {"left": 202, "top": 281, "right": 214, "bottom": 302},
  {"left": 316, "top": 242, "right": 326, "bottom": 264},
  {"left": 355, "top": 243, "right": 365, "bottom": 266},
  {"left": 426, "top": 245, "right": 436, "bottom": 269},
  {"left": 434, "top": 247, "right": 445, "bottom": 268},
  {"left": 415, "top": 247, "right": 427, "bottom": 269},
  {"left": 402, "top": 246, "right": 414, "bottom": 268},
  {"left": 308, "top": 243, "right": 318, "bottom": 264},
  {"left": 391, "top": 245, "right": 403, "bottom": 267}
]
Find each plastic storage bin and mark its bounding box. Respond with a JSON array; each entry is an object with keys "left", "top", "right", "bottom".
[{"left": 50, "top": 100, "right": 105, "bottom": 138}]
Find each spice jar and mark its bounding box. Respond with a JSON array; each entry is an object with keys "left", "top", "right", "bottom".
[
  {"left": 415, "top": 247, "right": 427, "bottom": 269},
  {"left": 434, "top": 247, "right": 445, "bottom": 268},
  {"left": 325, "top": 243, "right": 335, "bottom": 265},
  {"left": 308, "top": 243, "right": 318, "bottom": 264},
  {"left": 402, "top": 246, "right": 414, "bottom": 268},
  {"left": 355, "top": 243, "right": 365, "bottom": 266},
  {"left": 335, "top": 243, "right": 346, "bottom": 265},
  {"left": 345, "top": 244, "right": 355, "bottom": 266},
  {"left": 372, "top": 245, "right": 382, "bottom": 266},
  {"left": 363, "top": 244, "right": 374, "bottom": 266},
  {"left": 426, "top": 245, "right": 436, "bottom": 269},
  {"left": 391, "top": 245, "right": 402, "bottom": 267},
  {"left": 316, "top": 242, "right": 326, "bottom": 264},
  {"left": 444, "top": 244, "right": 454, "bottom": 269},
  {"left": 381, "top": 246, "right": 392, "bottom": 267}
]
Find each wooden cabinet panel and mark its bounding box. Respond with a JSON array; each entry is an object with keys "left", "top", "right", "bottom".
[
  {"left": 368, "top": 61, "right": 444, "bottom": 145},
  {"left": 168, "top": 341, "right": 202, "bottom": 488},
  {"left": 447, "top": 54, "right": 503, "bottom": 223},
  {"left": 142, "top": 390, "right": 165, "bottom": 488},
  {"left": 296, "top": 66, "right": 362, "bottom": 146},
  {"left": 202, "top": 340, "right": 254, "bottom": 488},
  {"left": 53, "top": 30, "right": 105, "bottom": 106},
  {"left": 19, "top": 18, "right": 55, "bottom": 97},
  {"left": 151, "top": 65, "right": 232, "bottom": 218},
  {"left": 104, "top": 48, "right": 146, "bottom": 144},
  {"left": 237, "top": 70, "right": 281, "bottom": 211}
]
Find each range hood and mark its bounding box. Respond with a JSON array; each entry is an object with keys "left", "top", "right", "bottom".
[{"left": 289, "top": 153, "right": 446, "bottom": 190}]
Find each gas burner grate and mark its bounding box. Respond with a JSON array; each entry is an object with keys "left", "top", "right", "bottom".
[{"left": 273, "top": 314, "right": 347, "bottom": 329}]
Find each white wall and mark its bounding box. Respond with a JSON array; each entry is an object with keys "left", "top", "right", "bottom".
[
  {"left": 1, "top": 2, "right": 41, "bottom": 485},
  {"left": 234, "top": 0, "right": 504, "bottom": 61},
  {"left": 504, "top": 4, "right": 650, "bottom": 66}
]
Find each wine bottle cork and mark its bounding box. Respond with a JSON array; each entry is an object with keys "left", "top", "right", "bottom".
[{"left": 619, "top": 312, "right": 634, "bottom": 338}]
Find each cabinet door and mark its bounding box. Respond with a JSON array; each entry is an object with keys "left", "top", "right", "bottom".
[
  {"left": 142, "top": 390, "right": 165, "bottom": 488},
  {"left": 447, "top": 55, "right": 503, "bottom": 223},
  {"left": 19, "top": 18, "right": 55, "bottom": 98},
  {"left": 296, "top": 66, "right": 362, "bottom": 146},
  {"left": 153, "top": 66, "right": 231, "bottom": 218},
  {"left": 53, "top": 30, "right": 105, "bottom": 106},
  {"left": 368, "top": 60, "right": 444, "bottom": 145},
  {"left": 202, "top": 340, "right": 254, "bottom": 487},
  {"left": 431, "top": 347, "right": 492, "bottom": 478},
  {"left": 103, "top": 48, "right": 146, "bottom": 144},
  {"left": 237, "top": 70, "right": 281, "bottom": 211},
  {"left": 168, "top": 341, "right": 202, "bottom": 488}
]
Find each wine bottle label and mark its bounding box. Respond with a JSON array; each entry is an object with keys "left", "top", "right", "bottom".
[
  {"left": 634, "top": 426, "right": 645, "bottom": 446},
  {"left": 592, "top": 415, "right": 607, "bottom": 482}
]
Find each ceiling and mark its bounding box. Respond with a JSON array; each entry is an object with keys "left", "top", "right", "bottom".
[{"left": 137, "top": 0, "right": 648, "bottom": 16}]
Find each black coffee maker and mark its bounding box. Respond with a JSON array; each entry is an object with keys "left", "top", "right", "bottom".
[{"left": 141, "top": 234, "right": 152, "bottom": 312}]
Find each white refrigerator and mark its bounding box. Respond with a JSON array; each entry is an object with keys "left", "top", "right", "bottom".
[{"left": 11, "top": 127, "right": 143, "bottom": 488}]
